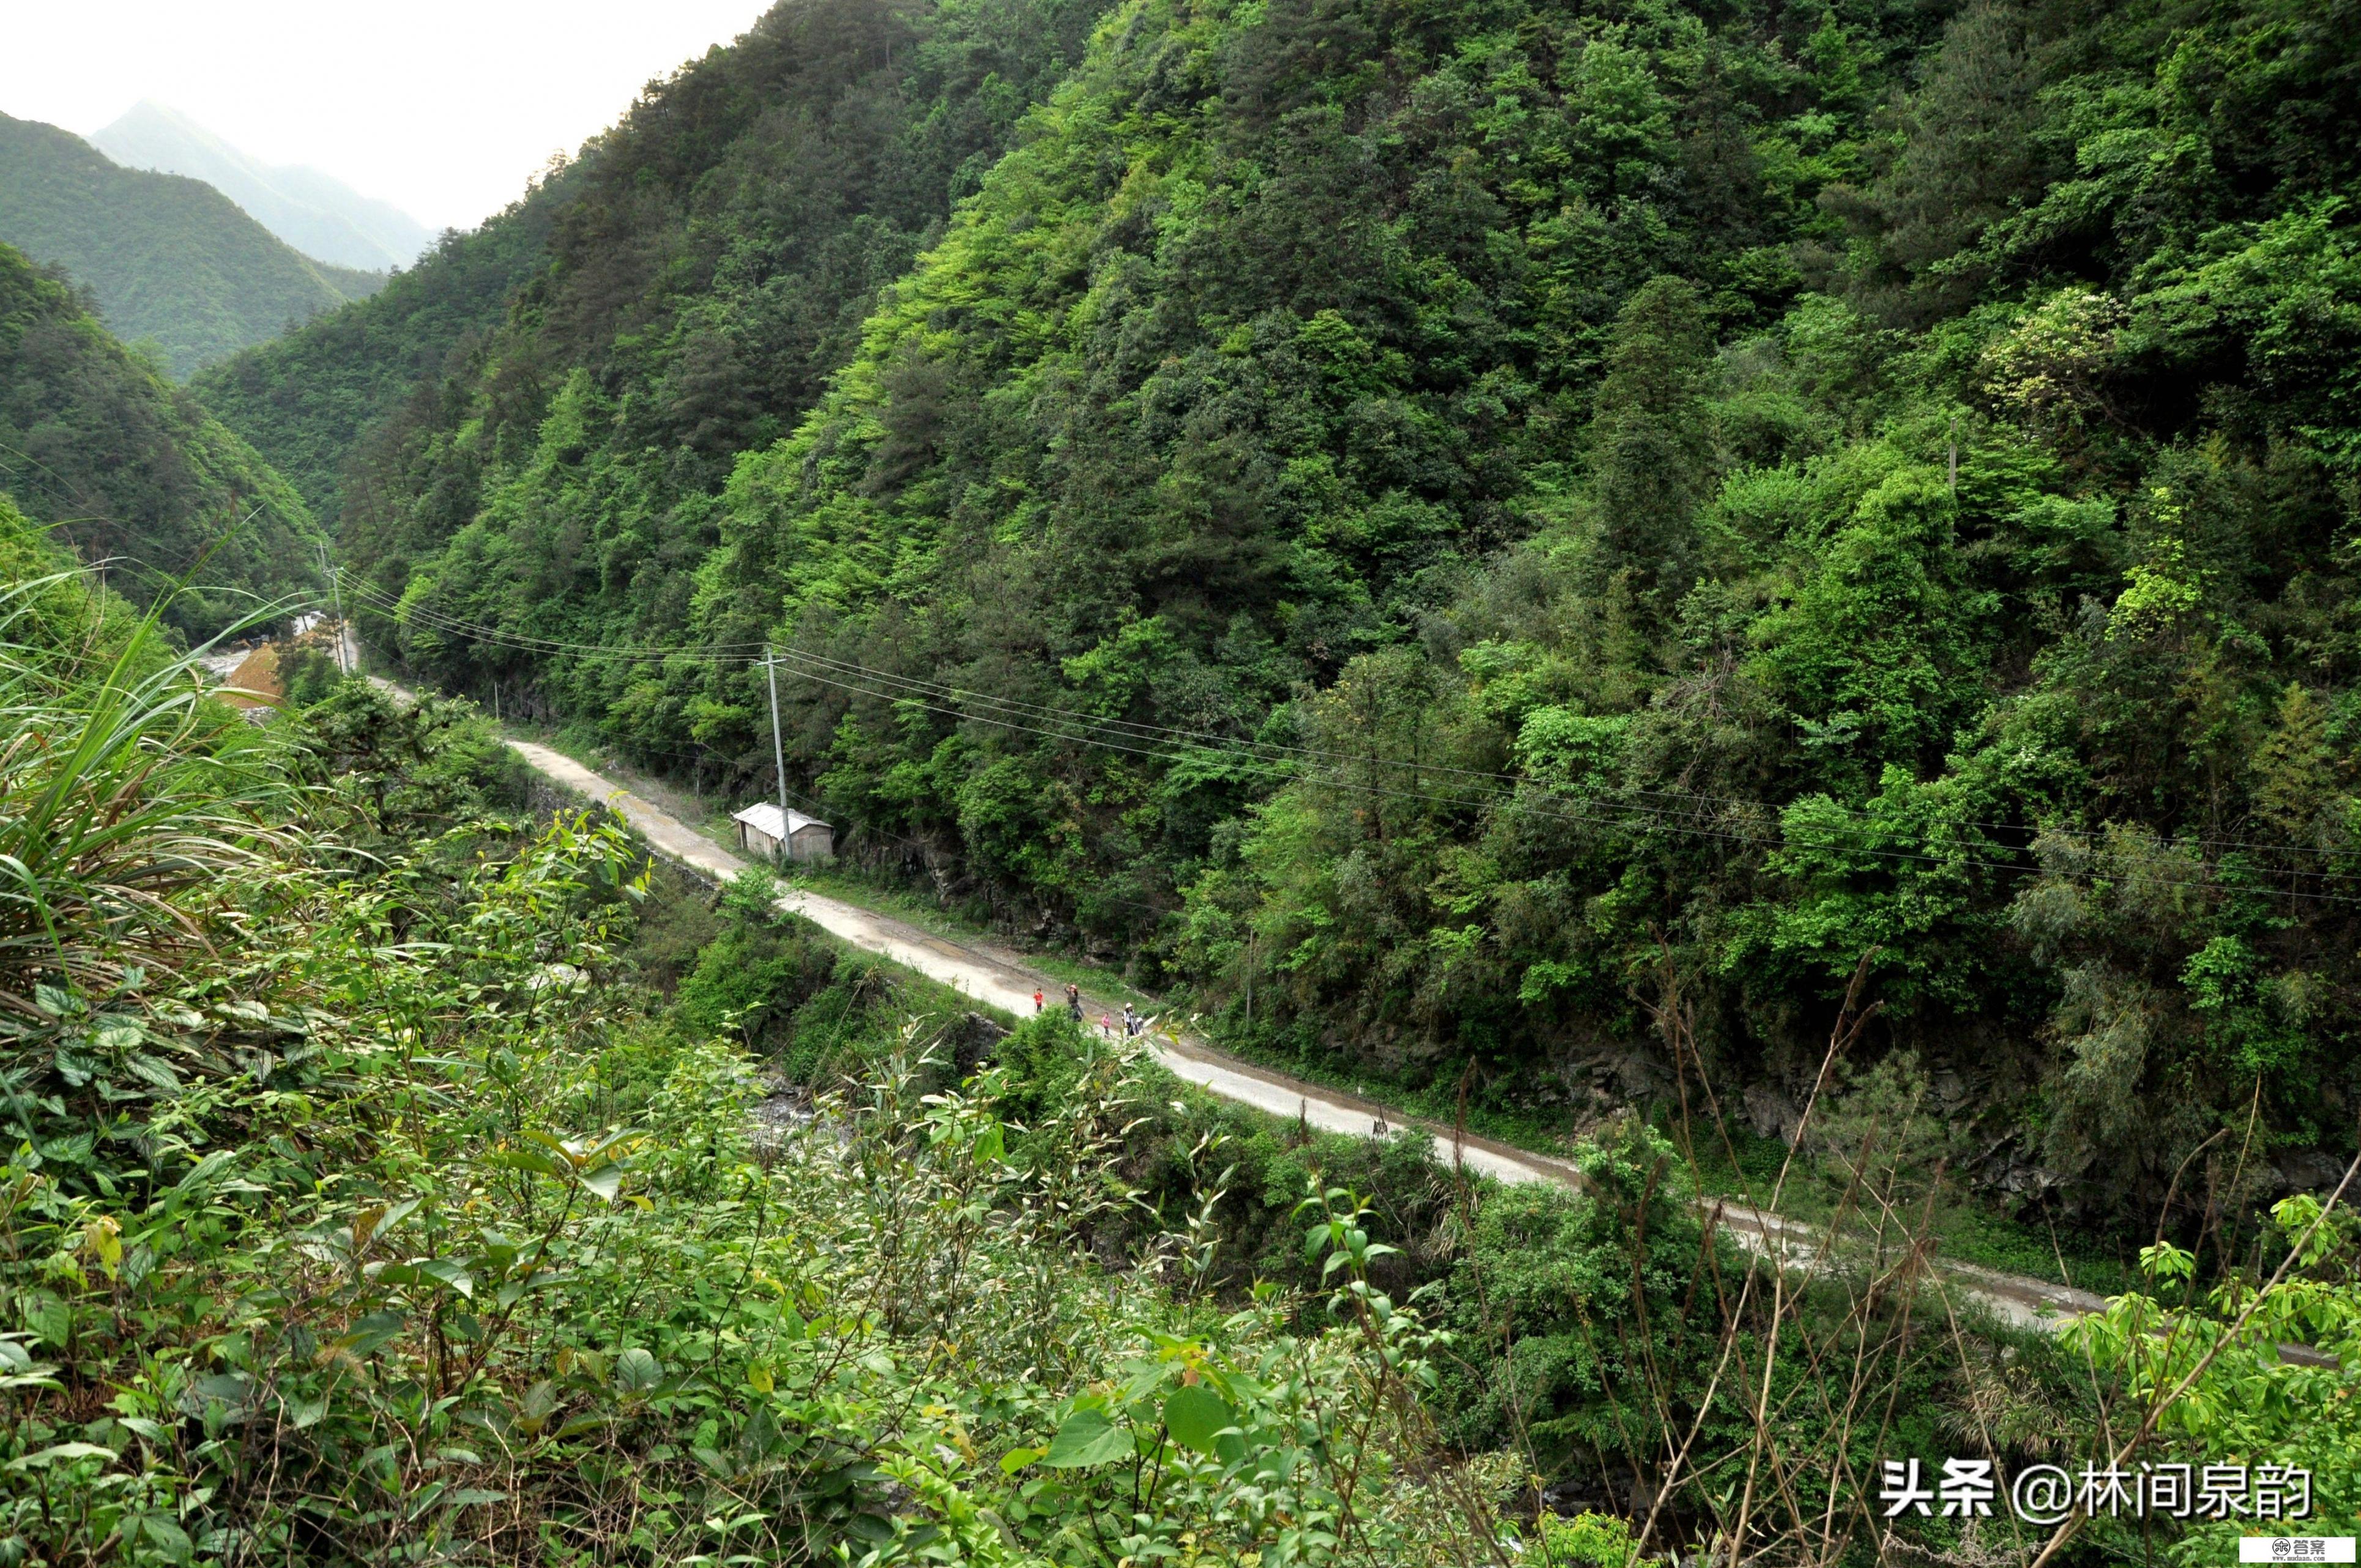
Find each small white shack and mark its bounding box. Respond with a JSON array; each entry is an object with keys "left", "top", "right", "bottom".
[{"left": 732, "top": 802, "right": 835, "bottom": 864}]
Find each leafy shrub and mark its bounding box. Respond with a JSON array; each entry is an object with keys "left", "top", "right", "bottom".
[
  {"left": 1537, "top": 1509, "right": 1646, "bottom": 1568},
  {"left": 1, "top": 801, "right": 1533, "bottom": 1564}
]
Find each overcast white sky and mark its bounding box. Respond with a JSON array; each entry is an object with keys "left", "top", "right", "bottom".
[{"left": 4, "top": 1, "right": 776, "bottom": 232}]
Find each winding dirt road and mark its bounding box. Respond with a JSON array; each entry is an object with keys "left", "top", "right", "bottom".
[
  {"left": 351, "top": 646, "right": 2120, "bottom": 1334},
  {"left": 513, "top": 743, "right": 1587, "bottom": 1184},
  {"left": 490, "top": 737, "right": 2132, "bottom": 1334}
]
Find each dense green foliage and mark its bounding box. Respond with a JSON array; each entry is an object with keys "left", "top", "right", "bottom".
[
  {"left": 0, "top": 493, "right": 155, "bottom": 674},
  {"left": 0, "top": 571, "right": 1575, "bottom": 1561},
  {"left": 0, "top": 243, "right": 320, "bottom": 637},
  {"left": 2066, "top": 1198, "right": 2361, "bottom": 1560},
  {"left": 251, "top": 0, "right": 2361, "bottom": 1233},
  {"left": 190, "top": 182, "right": 572, "bottom": 530},
  {"left": 0, "top": 541, "right": 2343, "bottom": 1561},
  {"left": 21, "top": 0, "right": 2361, "bottom": 1544},
  {"left": 720, "top": 0, "right": 2361, "bottom": 1225},
  {"left": 198, "top": 0, "right": 1108, "bottom": 548},
  {"left": 0, "top": 114, "right": 382, "bottom": 377},
  {"left": 0, "top": 787, "right": 1516, "bottom": 1562}
]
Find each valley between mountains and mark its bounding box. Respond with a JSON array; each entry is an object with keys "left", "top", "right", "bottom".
[{"left": 10, "top": 0, "right": 2361, "bottom": 1559}]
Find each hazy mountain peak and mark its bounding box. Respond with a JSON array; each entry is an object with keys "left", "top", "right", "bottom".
[
  {"left": 0, "top": 110, "right": 384, "bottom": 376},
  {"left": 90, "top": 100, "right": 432, "bottom": 273}
]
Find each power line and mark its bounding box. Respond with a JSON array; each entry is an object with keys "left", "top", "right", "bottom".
[
  {"left": 342, "top": 572, "right": 2361, "bottom": 869},
  {"left": 338, "top": 579, "right": 772, "bottom": 658},
  {"left": 333, "top": 578, "right": 2361, "bottom": 897},
  {"left": 759, "top": 641, "right": 2361, "bottom": 875},
  {"left": 371, "top": 628, "right": 1183, "bottom": 924},
  {"left": 341, "top": 578, "right": 1976, "bottom": 864},
  {"left": 755, "top": 654, "right": 2209, "bottom": 888},
  {"left": 330, "top": 576, "right": 2361, "bottom": 902}
]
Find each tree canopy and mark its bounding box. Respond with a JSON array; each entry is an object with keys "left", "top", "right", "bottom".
[{"left": 193, "top": 0, "right": 2361, "bottom": 1228}]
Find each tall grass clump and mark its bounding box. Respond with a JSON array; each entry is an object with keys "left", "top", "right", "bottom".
[{"left": 0, "top": 573, "right": 296, "bottom": 1032}]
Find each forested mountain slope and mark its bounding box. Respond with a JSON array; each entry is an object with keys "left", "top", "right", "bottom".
[
  {"left": 6, "top": 263, "right": 2351, "bottom": 1561},
  {"left": 0, "top": 243, "right": 319, "bottom": 635},
  {"left": 0, "top": 113, "right": 383, "bottom": 376},
  {"left": 198, "top": 0, "right": 1112, "bottom": 540},
  {"left": 190, "top": 180, "right": 573, "bottom": 528},
  {"left": 227, "top": 0, "right": 2361, "bottom": 1226}
]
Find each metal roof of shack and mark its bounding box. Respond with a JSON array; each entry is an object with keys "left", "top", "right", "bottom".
[{"left": 731, "top": 803, "right": 828, "bottom": 838}]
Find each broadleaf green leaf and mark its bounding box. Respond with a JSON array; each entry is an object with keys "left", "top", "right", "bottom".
[
  {"left": 1163, "top": 1383, "right": 1235, "bottom": 1455},
  {"left": 1043, "top": 1408, "right": 1131, "bottom": 1468}
]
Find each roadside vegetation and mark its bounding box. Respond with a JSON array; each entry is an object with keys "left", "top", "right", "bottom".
[
  {"left": 5, "top": 0, "right": 2357, "bottom": 1554},
  {"left": 2, "top": 526, "right": 2355, "bottom": 1562},
  {"left": 185, "top": 0, "right": 2361, "bottom": 1286},
  {"left": 562, "top": 738, "right": 2139, "bottom": 1301}
]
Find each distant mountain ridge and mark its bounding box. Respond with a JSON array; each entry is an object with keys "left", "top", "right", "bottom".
[
  {"left": 90, "top": 102, "right": 432, "bottom": 273},
  {"left": 0, "top": 112, "right": 384, "bottom": 377}
]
